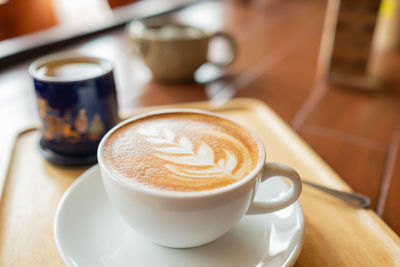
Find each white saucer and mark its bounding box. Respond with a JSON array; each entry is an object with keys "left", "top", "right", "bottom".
[{"left": 54, "top": 165, "right": 304, "bottom": 267}]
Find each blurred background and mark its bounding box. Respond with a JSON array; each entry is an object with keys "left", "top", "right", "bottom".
[
  {"left": 0, "top": 0, "right": 399, "bottom": 236},
  {"left": 0, "top": 0, "right": 139, "bottom": 40}
]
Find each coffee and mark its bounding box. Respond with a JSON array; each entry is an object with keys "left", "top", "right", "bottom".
[
  {"left": 141, "top": 24, "right": 207, "bottom": 40},
  {"left": 36, "top": 58, "right": 107, "bottom": 80},
  {"left": 30, "top": 54, "right": 118, "bottom": 165},
  {"left": 99, "top": 110, "right": 302, "bottom": 248},
  {"left": 127, "top": 21, "right": 236, "bottom": 82},
  {"left": 102, "top": 112, "right": 261, "bottom": 192}
]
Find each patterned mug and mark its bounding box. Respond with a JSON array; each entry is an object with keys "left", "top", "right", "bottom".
[{"left": 30, "top": 53, "right": 119, "bottom": 166}]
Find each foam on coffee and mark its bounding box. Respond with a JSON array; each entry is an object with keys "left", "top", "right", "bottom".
[
  {"left": 35, "top": 58, "right": 107, "bottom": 80},
  {"left": 102, "top": 112, "right": 261, "bottom": 192}
]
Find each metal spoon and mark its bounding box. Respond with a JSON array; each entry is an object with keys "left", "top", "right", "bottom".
[{"left": 302, "top": 180, "right": 371, "bottom": 208}]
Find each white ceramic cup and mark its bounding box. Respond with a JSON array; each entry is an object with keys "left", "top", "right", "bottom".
[{"left": 98, "top": 109, "right": 302, "bottom": 248}]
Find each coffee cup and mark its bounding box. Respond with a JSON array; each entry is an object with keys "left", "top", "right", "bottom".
[
  {"left": 126, "top": 21, "right": 236, "bottom": 82},
  {"left": 30, "top": 53, "right": 119, "bottom": 166},
  {"left": 98, "top": 109, "right": 302, "bottom": 248}
]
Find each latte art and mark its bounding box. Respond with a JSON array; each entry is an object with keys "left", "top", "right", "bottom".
[
  {"left": 138, "top": 127, "right": 251, "bottom": 180},
  {"left": 102, "top": 112, "right": 261, "bottom": 192}
]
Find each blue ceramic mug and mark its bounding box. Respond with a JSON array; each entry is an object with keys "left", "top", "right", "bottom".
[{"left": 30, "top": 54, "right": 119, "bottom": 166}]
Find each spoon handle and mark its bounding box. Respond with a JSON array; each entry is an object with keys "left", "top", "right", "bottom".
[{"left": 302, "top": 180, "right": 371, "bottom": 208}]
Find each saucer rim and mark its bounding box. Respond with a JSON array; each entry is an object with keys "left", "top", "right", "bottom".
[{"left": 54, "top": 164, "right": 305, "bottom": 267}]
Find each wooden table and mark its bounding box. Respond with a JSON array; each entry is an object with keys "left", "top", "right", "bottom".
[
  {"left": 1, "top": 98, "right": 400, "bottom": 266},
  {"left": 0, "top": 0, "right": 399, "bottom": 265}
]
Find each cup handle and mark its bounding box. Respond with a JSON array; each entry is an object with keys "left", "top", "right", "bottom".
[
  {"left": 246, "top": 162, "right": 302, "bottom": 215},
  {"left": 207, "top": 32, "right": 237, "bottom": 66}
]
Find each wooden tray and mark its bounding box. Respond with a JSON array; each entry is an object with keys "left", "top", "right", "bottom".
[{"left": 1, "top": 98, "right": 399, "bottom": 266}]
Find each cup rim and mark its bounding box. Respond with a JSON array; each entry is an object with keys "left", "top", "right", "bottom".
[
  {"left": 29, "top": 53, "right": 114, "bottom": 83},
  {"left": 126, "top": 20, "right": 212, "bottom": 41},
  {"left": 97, "top": 108, "right": 266, "bottom": 199}
]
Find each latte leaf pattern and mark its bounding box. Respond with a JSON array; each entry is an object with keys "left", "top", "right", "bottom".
[{"left": 137, "top": 127, "right": 244, "bottom": 180}]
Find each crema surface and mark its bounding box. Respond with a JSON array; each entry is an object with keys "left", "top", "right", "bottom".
[
  {"left": 102, "top": 112, "right": 261, "bottom": 192},
  {"left": 36, "top": 58, "right": 106, "bottom": 80}
]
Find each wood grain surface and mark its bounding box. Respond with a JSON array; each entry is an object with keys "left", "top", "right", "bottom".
[
  {"left": 0, "top": 98, "right": 399, "bottom": 266},
  {"left": 0, "top": 0, "right": 399, "bottom": 240}
]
